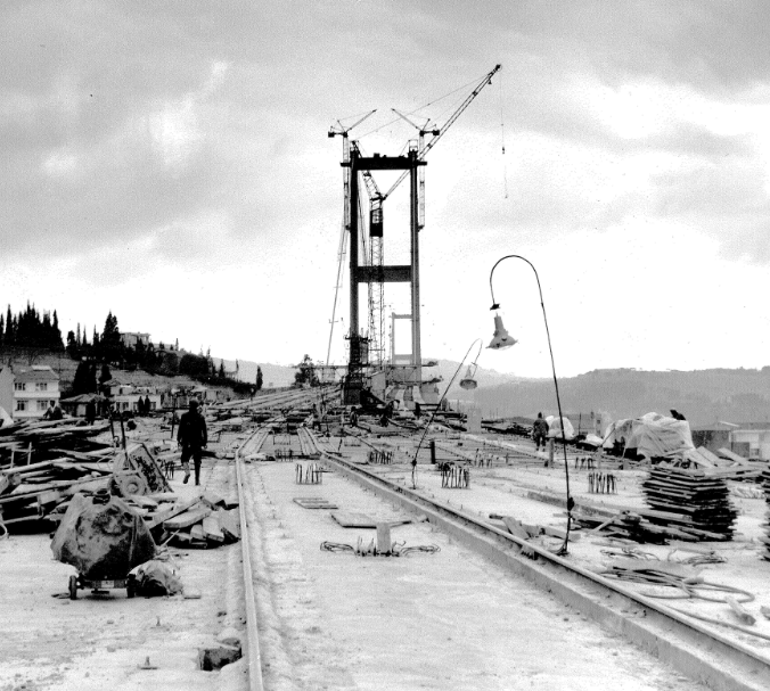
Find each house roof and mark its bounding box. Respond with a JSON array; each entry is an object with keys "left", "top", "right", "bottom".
[
  {"left": 732, "top": 422, "right": 770, "bottom": 431},
  {"left": 691, "top": 423, "right": 736, "bottom": 432},
  {"left": 14, "top": 366, "right": 59, "bottom": 382}
]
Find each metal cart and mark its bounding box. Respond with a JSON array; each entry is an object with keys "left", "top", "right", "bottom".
[{"left": 68, "top": 571, "right": 138, "bottom": 599}]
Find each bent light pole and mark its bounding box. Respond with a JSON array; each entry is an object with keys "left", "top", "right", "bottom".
[
  {"left": 410, "top": 338, "right": 484, "bottom": 489},
  {"left": 488, "top": 255, "right": 573, "bottom": 555}
]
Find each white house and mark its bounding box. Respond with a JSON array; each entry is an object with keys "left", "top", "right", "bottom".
[
  {"left": 120, "top": 332, "right": 151, "bottom": 349},
  {"left": 12, "top": 366, "right": 61, "bottom": 420}
]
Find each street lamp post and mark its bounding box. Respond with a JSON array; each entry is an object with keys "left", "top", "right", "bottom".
[
  {"left": 487, "top": 254, "right": 574, "bottom": 556},
  {"left": 410, "top": 338, "right": 484, "bottom": 489}
]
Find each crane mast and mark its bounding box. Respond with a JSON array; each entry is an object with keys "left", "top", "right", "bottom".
[{"left": 329, "top": 64, "right": 502, "bottom": 404}]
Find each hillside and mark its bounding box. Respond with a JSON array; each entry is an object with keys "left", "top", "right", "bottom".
[
  {"left": 461, "top": 367, "right": 770, "bottom": 427},
  {"left": 19, "top": 351, "right": 770, "bottom": 427}
]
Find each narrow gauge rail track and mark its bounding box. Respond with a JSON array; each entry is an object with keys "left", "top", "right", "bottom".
[
  {"left": 232, "top": 427, "right": 267, "bottom": 691},
  {"left": 232, "top": 419, "right": 769, "bottom": 691},
  {"left": 315, "top": 441, "right": 770, "bottom": 691}
]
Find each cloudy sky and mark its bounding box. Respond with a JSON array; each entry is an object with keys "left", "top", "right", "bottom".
[{"left": 3, "top": 1, "right": 770, "bottom": 378}]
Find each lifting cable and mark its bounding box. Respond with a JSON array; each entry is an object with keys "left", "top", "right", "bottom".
[
  {"left": 498, "top": 69, "right": 509, "bottom": 199},
  {"left": 357, "top": 70, "right": 493, "bottom": 140}
]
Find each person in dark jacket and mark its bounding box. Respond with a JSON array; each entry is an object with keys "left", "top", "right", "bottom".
[
  {"left": 533, "top": 412, "right": 549, "bottom": 452},
  {"left": 177, "top": 399, "right": 207, "bottom": 485}
]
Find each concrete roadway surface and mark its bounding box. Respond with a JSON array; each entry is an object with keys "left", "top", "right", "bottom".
[{"left": 0, "top": 426, "right": 714, "bottom": 690}]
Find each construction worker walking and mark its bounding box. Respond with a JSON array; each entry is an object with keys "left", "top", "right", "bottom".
[{"left": 177, "top": 399, "right": 207, "bottom": 485}]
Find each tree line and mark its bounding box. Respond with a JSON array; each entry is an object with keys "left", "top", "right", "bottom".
[
  {"left": 0, "top": 303, "right": 64, "bottom": 353},
  {"left": 2, "top": 303, "right": 265, "bottom": 397}
]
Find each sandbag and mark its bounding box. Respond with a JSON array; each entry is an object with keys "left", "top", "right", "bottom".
[{"left": 51, "top": 492, "right": 156, "bottom": 580}]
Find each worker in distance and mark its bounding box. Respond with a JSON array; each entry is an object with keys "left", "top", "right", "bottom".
[{"left": 177, "top": 398, "right": 208, "bottom": 485}]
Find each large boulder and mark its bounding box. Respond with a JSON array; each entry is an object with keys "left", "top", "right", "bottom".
[{"left": 51, "top": 492, "right": 156, "bottom": 580}]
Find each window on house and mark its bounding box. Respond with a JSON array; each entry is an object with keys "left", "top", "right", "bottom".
[
  {"left": 36, "top": 382, "right": 48, "bottom": 392},
  {"left": 15, "top": 400, "right": 26, "bottom": 411},
  {"left": 37, "top": 400, "right": 48, "bottom": 411},
  {"left": 14, "top": 382, "right": 26, "bottom": 391}
]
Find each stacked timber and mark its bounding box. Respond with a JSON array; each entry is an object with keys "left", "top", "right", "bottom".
[
  {"left": 1, "top": 459, "right": 113, "bottom": 528},
  {"left": 145, "top": 492, "right": 240, "bottom": 549},
  {"left": 0, "top": 435, "right": 170, "bottom": 531},
  {"left": 641, "top": 467, "right": 737, "bottom": 540},
  {"left": 761, "top": 464, "right": 770, "bottom": 560}
]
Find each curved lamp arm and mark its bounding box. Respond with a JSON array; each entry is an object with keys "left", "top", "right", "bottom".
[
  {"left": 488, "top": 254, "right": 574, "bottom": 556},
  {"left": 411, "top": 338, "right": 484, "bottom": 489}
]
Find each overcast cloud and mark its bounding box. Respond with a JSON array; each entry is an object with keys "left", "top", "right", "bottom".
[{"left": 2, "top": 1, "right": 770, "bottom": 377}]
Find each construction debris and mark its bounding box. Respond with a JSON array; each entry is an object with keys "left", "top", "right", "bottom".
[
  {"left": 0, "top": 419, "right": 169, "bottom": 532},
  {"left": 153, "top": 494, "right": 240, "bottom": 549}
]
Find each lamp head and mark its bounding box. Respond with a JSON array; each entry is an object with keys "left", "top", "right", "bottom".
[
  {"left": 487, "top": 314, "right": 517, "bottom": 350},
  {"left": 459, "top": 364, "right": 478, "bottom": 390}
]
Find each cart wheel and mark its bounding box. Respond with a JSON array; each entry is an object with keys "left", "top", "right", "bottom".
[
  {"left": 126, "top": 575, "right": 136, "bottom": 599},
  {"left": 68, "top": 575, "right": 78, "bottom": 600}
]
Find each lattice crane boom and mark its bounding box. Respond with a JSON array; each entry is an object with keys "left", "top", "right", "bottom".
[{"left": 383, "top": 63, "right": 502, "bottom": 200}]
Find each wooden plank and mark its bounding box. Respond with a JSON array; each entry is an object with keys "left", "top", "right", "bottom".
[
  {"left": 332, "top": 512, "right": 377, "bottom": 528},
  {"left": 190, "top": 523, "right": 207, "bottom": 544},
  {"left": 200, "top": 492, "right": 227, "bottom": 509},
  {"left": 696, "top": 447, "right": 724, "bottom": 466},
  {"left": 128, "top": 495, "right": 159, "bottom": 510},
  {"left": 718, "top": 447, "right": 750, "bottom": 465},
  {"left": 0, "top": 461, "right": 54, "bottom": 475},
  {"left": 163, "top": 506, "right": 211, "bottom": 530},
  {"left": 202, "top": 515, "right": 225, "bottom": 543},
  {"left": 543, "top": 525, "right": 580, "bottom": 541},
  {"left": 147, "top": 492, "right": 181, "bottom": 503},
  {"left": 501, "top": 516, "right": 530, "bottom": 541},
  {"left": 146, "top": 497, "right": 202, "bottom": 529},
  {"left": 293, "top": 497, "right": 338, "bottom": 509},
  {"left": 217, "top": 509, "right": 240, "bottom": 541}
]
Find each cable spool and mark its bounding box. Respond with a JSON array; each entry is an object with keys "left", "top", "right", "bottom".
[{"left": 114, "top": 472, "right": 148, "bottom": 497}]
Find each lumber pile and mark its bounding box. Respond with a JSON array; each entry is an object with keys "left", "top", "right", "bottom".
[
  {"left": 0, "top": 459, "right": 113, "bottom": 528},
  {"left": 760, "top": 464, "right": 770, "bottom": 560},
  {"left": 145, "top": 492, "right": 241, "bottom": 549},
  {"left": 641, "top": 467, "right": 737, "bottom": 540},
  {"left": 574, "top": 509, "right": 700, "bottom": 543},
  {"left": 0, "top": 435, "right": 170, "bottom": 531}
]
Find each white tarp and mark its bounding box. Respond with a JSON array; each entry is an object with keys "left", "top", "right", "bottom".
[
  {"left": 603, "top": 412, "right": 695, "bottom": 460},
  {"left": 545, "top": 415, "right": 575, "bottom": 439}
]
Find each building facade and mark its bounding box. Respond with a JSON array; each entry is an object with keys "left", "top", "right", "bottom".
[
  {"left": 0, "top": 366, "right": 14, "bottom": 418},
  {"left": 12, "top": 366, "right": 61, "bottom": 420},
  {"left": 119, "top": 332, "right": 151, "bottom": 349}
]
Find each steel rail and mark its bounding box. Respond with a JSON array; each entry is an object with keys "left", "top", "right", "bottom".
[
  {"left": 315, "top": 440, "right": 770, "bottom": 691},
  {"left": 234, "top": 430, "right": 265, "bottom": 691}
]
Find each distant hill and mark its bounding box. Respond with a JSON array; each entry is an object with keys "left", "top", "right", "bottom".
[
  {"left": 221, "top": 360, "right": 297, "bottom": 389},
  {"left": 458, "top": 367, "right": 770, "bottom": 427}
]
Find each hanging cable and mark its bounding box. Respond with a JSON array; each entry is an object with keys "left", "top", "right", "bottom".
[{"left": 498, "top": 69, "right": 509, "bottom": 199}]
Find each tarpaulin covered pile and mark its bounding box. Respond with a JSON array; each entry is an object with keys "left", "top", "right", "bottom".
[
  {"left": 51, "top": 492, "right": 156, "bottom": 579},
  {"left": 603, "top": 412, "right": 695, "bottom": 461}
]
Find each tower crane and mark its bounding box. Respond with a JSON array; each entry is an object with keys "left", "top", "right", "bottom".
[
  {"left": 326, "top": 111, "right": 376, "bottom": 367},
  {"left": 327, "top": 64, "right": 502, "bottom": 401},
  {"left": 361, "top": 64, "right": 502, "bottom": 366}
]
